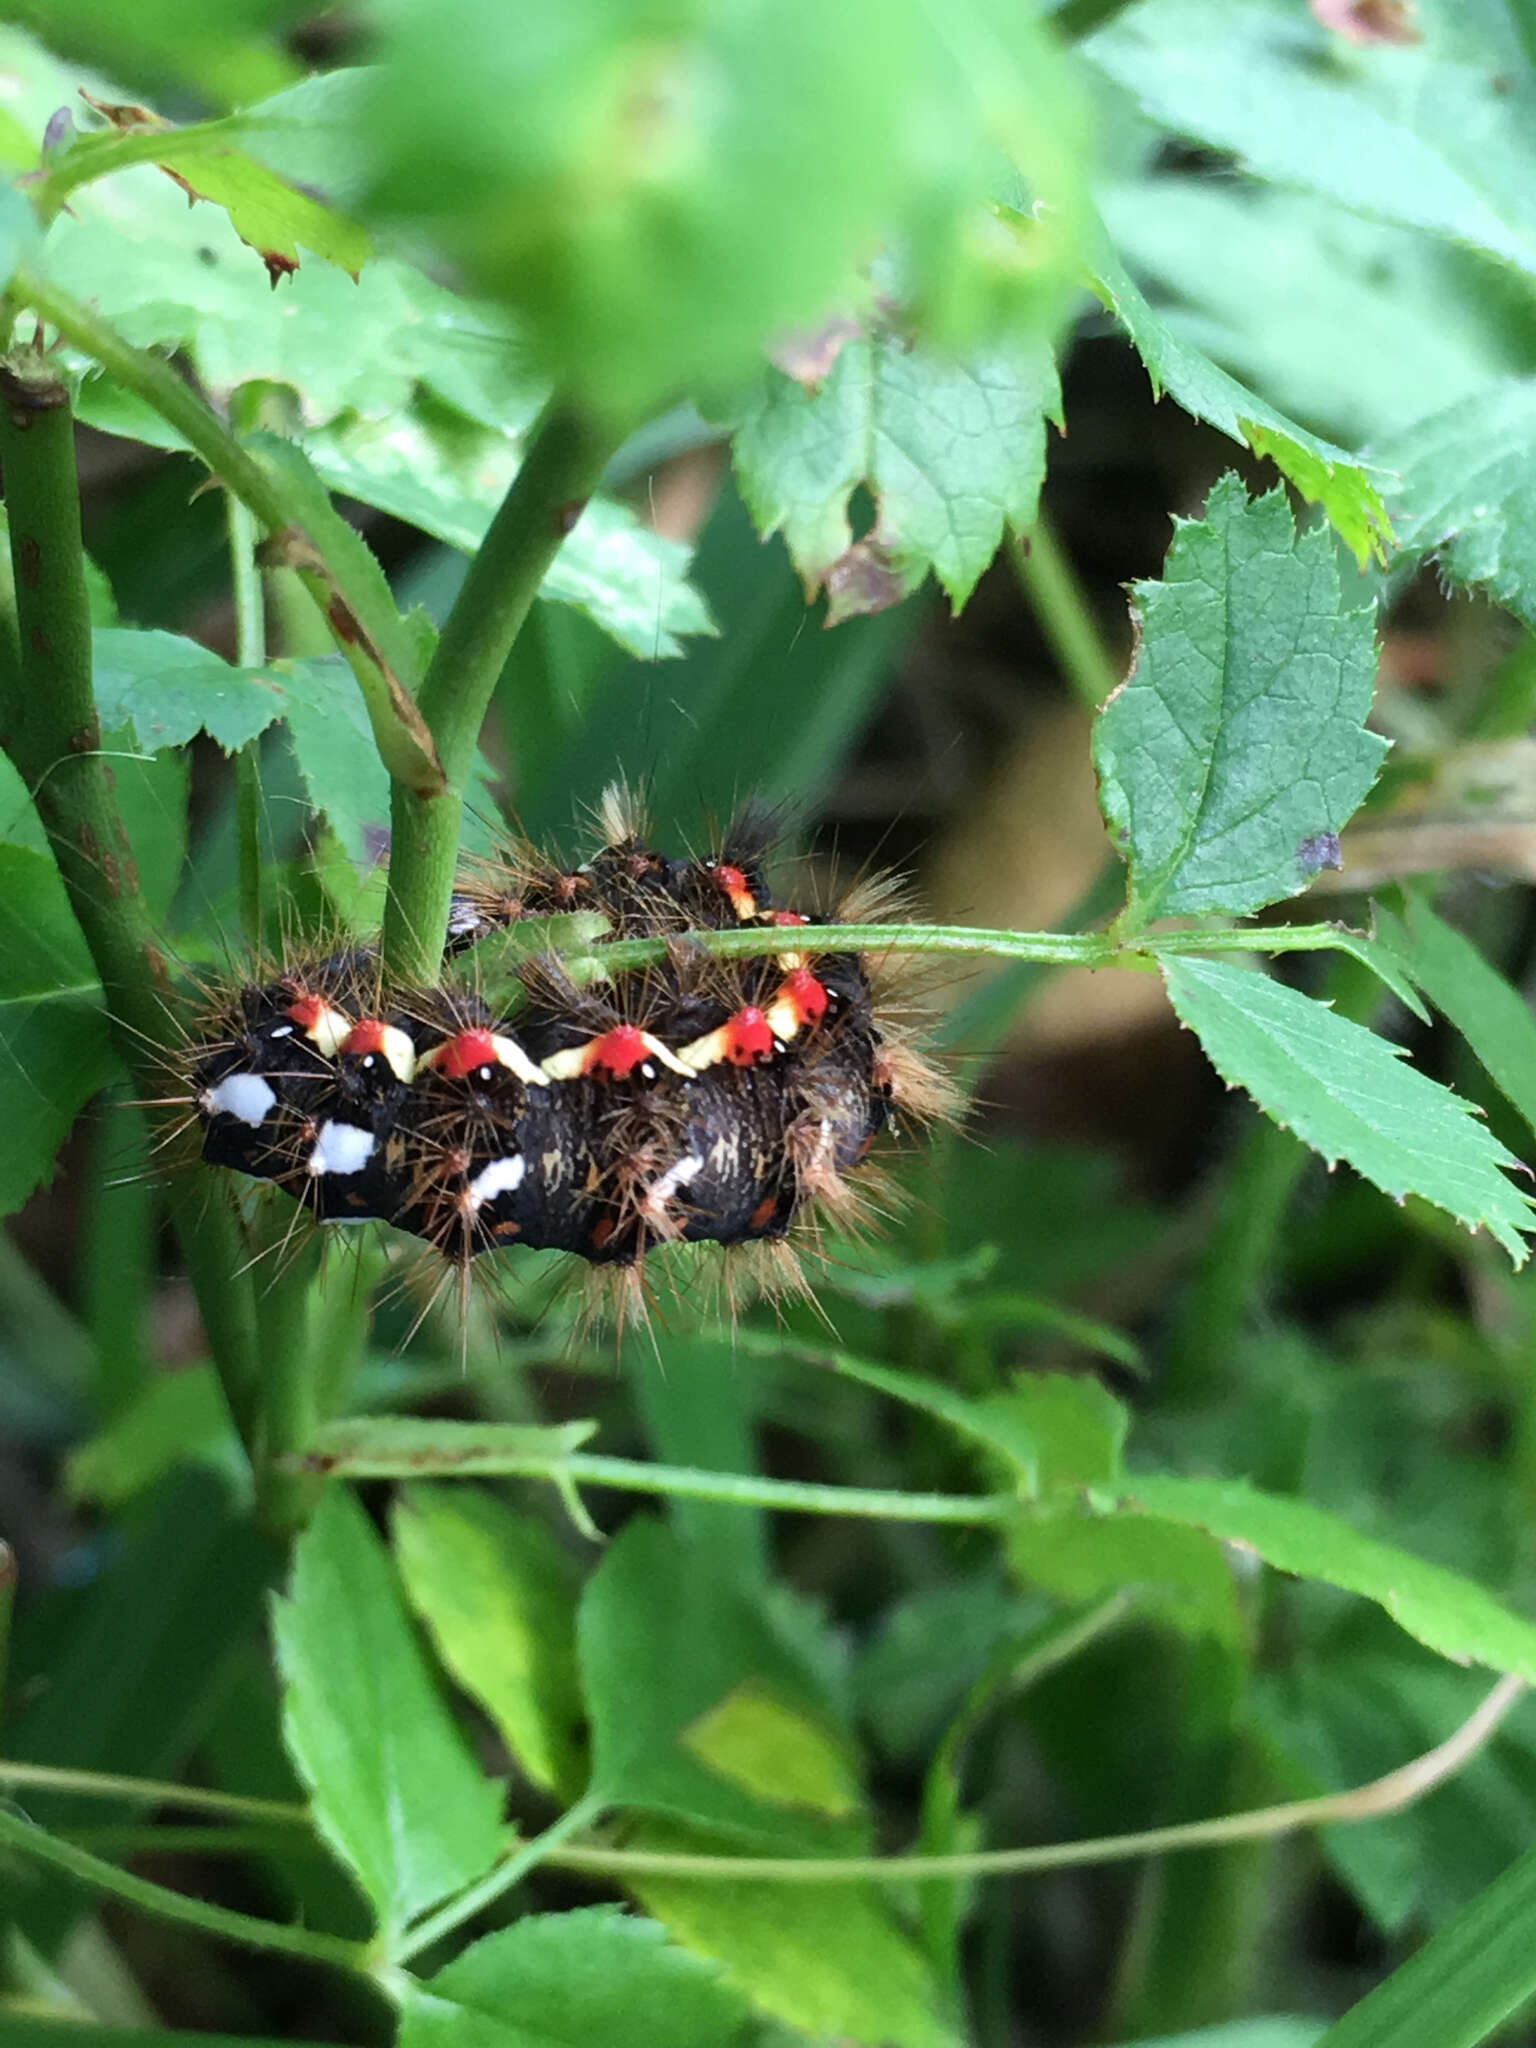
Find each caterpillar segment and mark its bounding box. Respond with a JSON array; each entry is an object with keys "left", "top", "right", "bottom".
[{"left": 179, "top": 805, "right": 949, "bottom": 1313}]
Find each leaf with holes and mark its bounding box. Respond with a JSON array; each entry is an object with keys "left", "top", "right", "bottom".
[{"left": 732, "top": 328, "right": 1059, "bottom": 618}]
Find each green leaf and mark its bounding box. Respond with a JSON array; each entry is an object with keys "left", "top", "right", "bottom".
[
  {"left": 625, "top": 1823, "right": 959, "bottom": 2048},
  {"left": 1315, "top": 1842, "right": 1536, "bottom": 2048},
  {"left": 0, "top": 174, "right": 37, "bottom": 294},
  {"left": 0, "top": 843, "right": 119, "bottom": 1219},
  {"left": 0, "top": 2017, "right": 337, "bottom": 2047},
  {"left": 1094, "top": 476, "right": 1386, "bottom": 925},
  {"left": 1085, "top": 0, "right": 1536, "bottom": 281},
  {"left": 987, "top": 1371, "right": 1128, "bottom": 1494},
  {"left": 392, "top": 1484, "right": 585, "bottom": 1800},
  {"left": 578, "top": 1518, "right": 864, "bottom": 1851},
  {"left": 64, "top": 1364, "right": 239, "bottom": 1509},
  {"left": 399, "top": 1907, "right": 754, "bottom": 2048},
  {"left": 272, "top": 1485, "right": 507, "bottom": 1937},
  {"left": 1373, "top": 376, "right": 1536, "bottom": 632},
  {"left": 1006, "top": 1509, "right": 1242, "bottom": 1645},
  {"left": 1113, "top": 2026, "right": 1323, "bottom": 2048},
  {"left": 1089, "top": 234, "right": 1391, "bottom": 567},
  {"left": 358, "top": 0, "right": 1084, "bottom": 415},
  {"left": 1125, "top": 1474, "right": 1536, "bottom": 1683},
  {"left": 1373, "top": 898, "right": 1536, "bottom": 1145},
  {"left": 1160, "top": 955, "right": 1532, "bottom": 1262},
  {"left": 44, "top": 95, "right": 370, "bottom": 282},
  {"left": 1098, "top": 175, "right": 1523, "bottom": 447},
  {"left": 732, "top": 332, "right": 1059, "bottom": 616},
  {"left": 91, "top": 628, "right": 398, "bottom": 868}
]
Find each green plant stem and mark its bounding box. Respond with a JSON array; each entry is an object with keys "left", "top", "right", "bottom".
[
  {"left": 298, "top": 1443, "right": 1013, "bottom": 1524},
  {"left": 381, "top": 401, "right": 619, "bottom": 983},
  {"left": 11, "top": 267, "right": 440, "bottom": 794},
  {"left": 549, "top": 1674, "right": 1524, "bottom": 1886},
  {"left": 1012, "top": 520, "right": 1123, "bottom": 710},
  {"left": 0, "top": 1759, "right": 308, "bottom": 1822},
  {"left": 0, "top": 1808, "right": 369, "bottom": 1973},
  {"left": 227, "top": 491, "right": 265, "bottom": 949},
  {"left": 0, "top": 353, "right": 265, "bottom": 1455},
  {"left": 563, "top": 916, "right": 1390, "bottom": 980},
  {"left": 392, "top": 1792, "right": 606, "bottom": 1966}
]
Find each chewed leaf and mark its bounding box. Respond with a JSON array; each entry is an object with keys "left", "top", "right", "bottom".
[
  {"left": 1094, "top": 475, "right": 1386, "bottom": 925},
  {"left": 73, "top": 92, "right": 370, "bottom": 282},
  {"left": 733, "top": 326, "right": 1059, "bottom": 616},
  {"left": 1162, "top": 954, "right": 1533, "bottom": 1264}
]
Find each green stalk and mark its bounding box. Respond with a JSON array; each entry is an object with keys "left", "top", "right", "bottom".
[
  {"left": 0, "top": 350, "right": 265, "bottom": 1447},
  {"left": 0, "top": 1808, "right": 369, "bottom": 1973},
  {"left": 227, "top": 491, "right": 265, "bottom": 949},
  {"left": 1012, "top": 519, "right": 1123, "bottom": 711},
  {"left": 381, "top": 401, "right": 619, "bottom": 982}
]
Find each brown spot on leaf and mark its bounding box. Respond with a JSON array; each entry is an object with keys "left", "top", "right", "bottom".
[
  {"left": 264, "top": 251, "right": 298, "bottom": 289},
  {"left": 769, "top": 314, "right": 862, "bottom": 390},
  {"left": 556, "top": 498, "right": 588, "bottom": 535},
  {"left": 823, "top": 537, "right": 904, "bottom": 625},
  {"left": 1309, "top": 0, "right": 1419, "bottom": 42}
]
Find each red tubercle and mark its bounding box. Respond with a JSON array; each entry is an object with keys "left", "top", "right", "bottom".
[
  {"left": 713, "top": 862, "right": 759, "bottom": 918},
  {"left": 781, "top": 967, "right": 829, "bottom": 1027},
  {"left": 589, "top": 1024, "right": 649, "bottom": 1078},
  {"left": 436, "top": 1028, "right": 499, "bottom": 1079},
  {"left": 724, "top": 1005, "right": 775, "bottom": 1066},
  {"left": 770, "top": 910, "right": 808, "bottom": 928},
  {"left": 285, "top": 993, "right": 327, "bottom": 1031},
  {"left": 341, "top": 1017, "right": 390, "bottom": 1057}
]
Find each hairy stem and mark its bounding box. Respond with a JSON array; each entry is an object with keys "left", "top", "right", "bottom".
[
  {"left": 0, "top": 352, "right": 265, "bottom": 1446},
  {"left": 381, "top": 401, "right": 619, "bottom": 982}
]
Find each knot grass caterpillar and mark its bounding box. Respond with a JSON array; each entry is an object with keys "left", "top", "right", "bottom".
[{"left": 174, "top": 791, "right": 955, "bottom": 1325}]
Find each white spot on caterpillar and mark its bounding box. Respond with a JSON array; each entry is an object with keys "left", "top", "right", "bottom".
[
  {"left": 200, "top": 1072, "right": 277, "bottom": 1126},
  {"left": 269, "top": 1023, "right": 294, "bottom": 1039},
  {"left": 307, "top": 1121, "right": 377, "bottom": 1177},
  {"left": 647, "top": 1154, "right": 704, "bottom": 1207},
  {"left": 467, "top": 1154, "right": 526, "bottom": 1210},
  {"left": 490, "top": 1033, "right": 549, "bottom": 1088}
]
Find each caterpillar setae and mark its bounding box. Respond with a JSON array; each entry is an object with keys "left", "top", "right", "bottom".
[{"left": 178, "top": 789, "right": 953, "bottom": 1319}]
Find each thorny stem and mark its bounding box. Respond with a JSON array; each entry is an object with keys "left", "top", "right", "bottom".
[
  {"left": 0, "top": 353, "right": 266, "bottom": 1451},
  {"left": 381, "top": 400, "right": 621, "bottom": 984}
]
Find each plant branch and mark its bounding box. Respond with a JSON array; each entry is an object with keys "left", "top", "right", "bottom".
[
  {"left": 0, "top": 349, "right": 266, "bottom": 1449},
  {"left": 392, "top": 1792, "right": 607, "bottom": 1965},
  {"left": 12, "top": 267, "right": 442, "bottom": 794},
  {"left": 549, "top": 1675, "right": 1526, "bottom": 1885},
  {"left": 546, "top": 917, "right": 1393, "bottom": 982},
  {"left": 0, "top": 1806, "right": 370, "bottom": 1972},
  {"left": 1012, "top": 519, "right": 1123, "bottom": 711},
  {"left": 0, "top": 1758, "right": 309, "bottom": 1822},
  {"left": 297, "top": 1437, "right": 1014, "bottom": 1525},
  {"left": 381, "top": 400, "right": 620, "bottom": 983},
  {"left": 228, "top": 490, "right": 265, "bottom": 948}
]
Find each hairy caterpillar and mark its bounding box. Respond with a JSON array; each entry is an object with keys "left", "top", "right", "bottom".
[{"left": 178, "top": 791, "right": 952, "bottom": 1317}]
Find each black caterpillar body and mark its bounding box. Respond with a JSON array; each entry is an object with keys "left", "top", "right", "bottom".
[{"left": 186, "top": 800, "right": 945, "bottom": 1283}]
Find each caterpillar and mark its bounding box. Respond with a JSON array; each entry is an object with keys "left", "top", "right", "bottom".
[{"left": 178, "top": 790, "right": 952, "bottom": 1318}]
